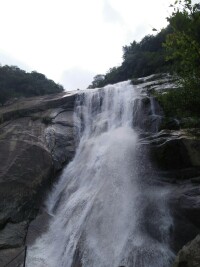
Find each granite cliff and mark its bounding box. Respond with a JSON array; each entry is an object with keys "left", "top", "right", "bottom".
[{"left": 0, "top": 92, "right": 77, "bottom": 266}]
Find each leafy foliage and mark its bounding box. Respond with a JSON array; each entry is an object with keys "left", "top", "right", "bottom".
[
  {"left": 157, "top": 0, "right": 200, "bottom": 118},
  {"left": 156, "top": 86, "right": 200, "bottom": 117},
  {"left": 0, "top": 65, "right": 64, "bottom": 105},
  {"left": 164, "top": 0, "right": 200, "bottom": 90},
  {"left": 88, "top": 74, "right": 105, "bottom": 89}
]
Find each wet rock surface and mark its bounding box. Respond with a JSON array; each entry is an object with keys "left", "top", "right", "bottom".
[{"left": 133, "top": 96, "right": 163, "bottom": 133}]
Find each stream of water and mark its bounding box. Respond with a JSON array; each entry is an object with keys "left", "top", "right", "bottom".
[{"left": 27, "top": 81, "right": 174, "bottom": 267}]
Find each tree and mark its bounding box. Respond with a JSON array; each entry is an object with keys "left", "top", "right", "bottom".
[
  {"left": 0, "top": 65, "right": 64, "bottom": 105},
  {"left": 157, "top": 0, "right": 200, "bottom": 117},
  {"left": 88, "top": 74, "right": 105, "bottom": 88},
  {"left": 164, "top": 0, "right": 200, "bottom": 89}
]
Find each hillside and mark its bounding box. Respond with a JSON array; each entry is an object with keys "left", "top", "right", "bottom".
[{"left": 0, "top": 65, "right": 64, "bottom": 105}]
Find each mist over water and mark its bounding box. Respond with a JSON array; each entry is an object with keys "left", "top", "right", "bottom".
[{"left": 27, "top": 81, "right": 174, "bottom": 267}]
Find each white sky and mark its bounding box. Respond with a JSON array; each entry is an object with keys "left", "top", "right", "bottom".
[{"left": 0, "top": 0, "right": 179, "bottom": 90}]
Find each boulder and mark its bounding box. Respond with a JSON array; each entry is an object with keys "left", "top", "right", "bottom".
[{"left": 173, "top": 235, "right": 200, "bottom": 267}]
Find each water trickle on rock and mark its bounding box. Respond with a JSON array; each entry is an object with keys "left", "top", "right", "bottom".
[{"left": 27, "top": 81, "right": 174, "bottom": 267}]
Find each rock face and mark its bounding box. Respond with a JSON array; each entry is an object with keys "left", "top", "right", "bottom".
[
  {"left": 169, "top": 181, "right": 200, "bottom": 253},
  {"left": 133, "top": 96, "right": 163, "bottom": 133},
  {"left": 173, "top": 235, "right": 200, "bottom": 267},
  {"left": 0, "top": 92, "right": 77, "bottom": 265},
  {"left": 0, "top": 246, "right": 26, "bottom": 267},
  {"left": 146, "top": 129, "right": 200, "bottom": 171},
  {"left": 132, "top": 74, "right": 200, "bottom": 265},
  {"left": 142, "top": 130, "right": 200, "bottom": 253},
  {"left": 0, "top": 221, "right": 28, "bottom": 249},
  {"left": 138, "top": 100, "right": 200, "bottom": 262}
]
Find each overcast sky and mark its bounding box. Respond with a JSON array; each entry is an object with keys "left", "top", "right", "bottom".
[{"left": 0, "top": 0, "right": 181, "bottom": 90}]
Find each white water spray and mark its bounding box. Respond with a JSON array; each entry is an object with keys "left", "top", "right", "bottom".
[{"left": 27, "top": 81, "right": 174, "bottom": 267}]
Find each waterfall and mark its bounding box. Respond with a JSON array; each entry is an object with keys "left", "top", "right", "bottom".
[{"left": 27, "top": 81, "right": 174, "bottom": 267}]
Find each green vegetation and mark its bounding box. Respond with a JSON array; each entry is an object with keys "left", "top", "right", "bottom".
[
  {"left": 88, "top": 26, "right": 173, "bottom": 88},
  {"left": 156, "top": 86, "right": 200, "bottom": 118},
  {"left": 164, "top": 0, "right": 200, "bottom": 83},
  {"left": 158, "top": 0, "right": 200, "bottom": 118},
  {"left": 0, "top": 65, "right": 64, "bottom": 105}
]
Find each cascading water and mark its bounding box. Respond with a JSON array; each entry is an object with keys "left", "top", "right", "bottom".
[{"left": 27, "top": 81, "right": 174, "bottom": 267}]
